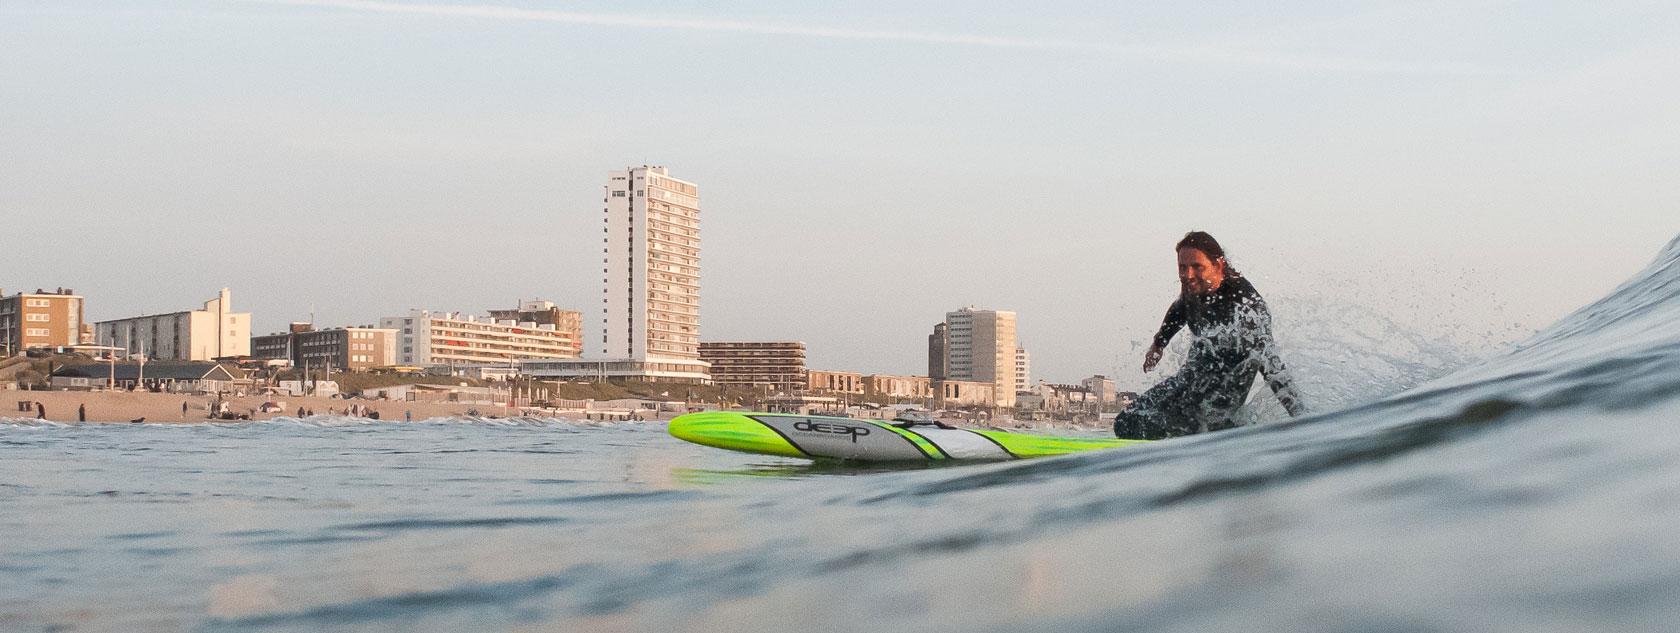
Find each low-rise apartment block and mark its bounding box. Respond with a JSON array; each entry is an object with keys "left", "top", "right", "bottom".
[
  {"left": 487, "top": 300, "right": 583, "bottom": 358},
  {"left": 94, "top": 288, "right": 250, "bottom": 361},
  {"left": 380, "top": 308, "right": 579, "bottom": 368},
  {"left": 698, "top": 341, "right": 807, "bottom": 391},
  {"left": 251, "top": 323, "right": 397, "bottom": 371},
  {"left": 0, "top": 287, "right": 85, "bottom": 355}
]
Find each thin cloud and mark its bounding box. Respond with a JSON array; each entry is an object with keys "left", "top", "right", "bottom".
[{"left": 245, "top": 0, "right": 1512, "bottom": 76}]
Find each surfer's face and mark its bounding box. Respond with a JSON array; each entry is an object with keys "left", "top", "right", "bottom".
[{"left": 1177, "top": 248, "right": 1226, "bottom": 296}]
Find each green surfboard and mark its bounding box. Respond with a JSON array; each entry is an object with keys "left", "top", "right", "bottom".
[{"left": 669, "top": 411, "right": 1145, "bottom": 462}]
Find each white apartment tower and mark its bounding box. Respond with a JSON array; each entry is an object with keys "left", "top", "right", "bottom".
[
  {"left": 576, "top": 165, "right": 709, "bottom": 381},
  {"left": 944, "top": 307, "right": 1018, "bottom": 408}
]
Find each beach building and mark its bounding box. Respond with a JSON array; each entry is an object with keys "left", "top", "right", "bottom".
[
  {"left": 935, "top": 307, "right": 1018, "bottom": 408},
  {"left": 862, "top": 374, "right": 933, "bottom": 402},
  {"left": 698, "top": 341, "right": 807, "bottom": 391},
  {"left": 50, "top": 362, "right": 247, "bottom": 394},
  {"left": 524, "top": 165, "right": 710, "bottom": 383},
  {"left": 93, "top": 289, "right": 250, "bottom": 361},
  {"left": 0, "top": 288, "right": 85, "bottom": 356},
  {"left": 806, "top": 370, "right": 864, "bottom": 395},
  {"left": 934, "top": 379, "right": 998, "bottom": 409},
  {"left": 378, "top": 309, "right": 578, "bottom": 369},
  {"left": 251, "top": 323, "right": 397, "bottom": 372}
]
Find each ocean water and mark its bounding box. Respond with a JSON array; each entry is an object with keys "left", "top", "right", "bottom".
[{"left": 5, "top": 236, "right": 1680, "bottom": 632}]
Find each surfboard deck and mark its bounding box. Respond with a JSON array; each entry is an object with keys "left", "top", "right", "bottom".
[{"left": 669, "top": 411, "right": 1146, "bottom": 462}]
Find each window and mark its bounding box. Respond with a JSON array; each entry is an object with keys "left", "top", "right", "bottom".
[
  {"left": 26, "top": 314, "right": 48, "bottom": 322},
  {"left": 611, "top": 191, "right": 626, "bottom": 197},
  {"left": 26, "top": 299, "right": 49, "bottom": 307},
  {"left": 26, "top": 328, "right": 48, "bottom": 337}
]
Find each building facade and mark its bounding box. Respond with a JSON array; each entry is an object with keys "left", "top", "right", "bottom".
[
  {"left": 251, "top": 323, "right": 397, "bottom": 371},
  {"left": 486, "top": 300, "right": 583, "bottom": 358},
  {"left": 863, "top": 374, "right": 933, "bottom": 402},
  {"left": 941, "top": 307, "right": 1018, "bottom": 408},
  {"left": 934, "top": 379, "right": 998, "bottom": 409},
  {"left": 927, "top": 322, "right": 948, "bottom": 381},
  {"left": 698, "top": 341, "right": 807, "bottom": 391},
  {"left": 586, "top": 165, "right": 709, "bottom": 381},
  {"left": 379, "top": 309, "right": 579, "bottom": 368},
  {"left": 1015, "top": 347, "right": 1032, "bottom": 392},
  {"left": 806, "top": 370, "right": 864, "bottom": 394},
  {"left": 0, "top": 288, "right": 84, "bottom": 355},
  {"left": 94, "top": 288, "right": 250, "bottom": 361}
]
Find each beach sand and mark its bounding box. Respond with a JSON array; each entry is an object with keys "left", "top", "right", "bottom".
[{"left": 0, "top": 389, "right": 585, "bottom": 424}]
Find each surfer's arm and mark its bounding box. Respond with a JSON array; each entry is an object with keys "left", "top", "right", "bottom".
[
  {"left": 1153, "top": 299, "right": 1186, "bottom": 349},
  {"left": 1144, "top": 300, "right": 1186, "bottom": 372},
  {"left": 1240, "top": 301, "right": 1307, "bottom": 417}
]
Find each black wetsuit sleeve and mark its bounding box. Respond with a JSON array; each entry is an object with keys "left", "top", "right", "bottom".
[
  {"left": 1153, "top": 299, "right": 1186, "bottom": 349},
  {"left": 1237, "top": 297, "right": 1307, "bottom": 417}
]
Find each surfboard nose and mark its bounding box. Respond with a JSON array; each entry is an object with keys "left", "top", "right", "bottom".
[{"left": 668, "top": 412, "right": 806, "bottom": 458}]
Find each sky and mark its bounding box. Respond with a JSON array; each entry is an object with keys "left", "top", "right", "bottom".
[{"left": 2, "top": 0, "right": 1676, "bottom": 384}]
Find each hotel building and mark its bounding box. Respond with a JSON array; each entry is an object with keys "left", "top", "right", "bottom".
[
  {"left": 0, "top": 288, "right": 85, "bottom": 355},
  {"left": 526, "top": 165, "right": 711, "bottom": 383},
  {"left": 940, "top": 307, "right": 1018, "bottom": 408},
  {"left": 251, "top": 323, "right": 398, "bottom": 371},
  {"left": 698, "top": 341, "right": 807, "bottom": 391},
  {"left": 94, "top": 288, "right": 250, "bottom": 361},
  {"left": 379, "top": 309, "right": 579, "bottom": 368}
]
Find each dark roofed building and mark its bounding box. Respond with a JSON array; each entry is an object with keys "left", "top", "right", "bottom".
[{"left": 51, "top": 362, "right": 247, "bottom": 394}]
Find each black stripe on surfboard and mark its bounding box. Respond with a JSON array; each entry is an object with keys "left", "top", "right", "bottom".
[
  {"left": 965, "top": 429, "right": 1020, "bottom": 459},
  {"left": 745, "top": 415, "right": 814, "bottom": 457},
  {"left": 899, "top": 426, "right": 953, "bottom": 459}
]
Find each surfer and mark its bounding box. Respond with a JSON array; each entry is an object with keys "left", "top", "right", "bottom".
[{"left": 1115, "top": 231, "right": 1307, "bottom": 439}]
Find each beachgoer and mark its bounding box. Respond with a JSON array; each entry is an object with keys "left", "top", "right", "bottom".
[
  {"left": 1115, "top": 231, "right": 1307, "bottom": 439},
  {"left": 297, "top": 406, "right": 305, "bottom": 418},
  {"left": 78, "top": 403, "right": 86, "bottom": 422},
  {"left": 181, "top": 401, "right": 188, "bottom": 417},
  {"left": 36, "top": 402, "right": 45, "bottom": 419},
  {"left": 404, "top": 410, "right": 411, "bottom": 422}
]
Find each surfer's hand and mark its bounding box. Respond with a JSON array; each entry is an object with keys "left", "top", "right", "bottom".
[{"left": 1143, "top": 345, "right": 1164, "bottom": 373}]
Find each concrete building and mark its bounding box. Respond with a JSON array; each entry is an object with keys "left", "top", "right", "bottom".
[
  {"left": 0, "top": 288, "right": 85, "bottom": 355},
  {"left": 536, "top": 166, "right": 710, "bottom": 383},
  {"left": 1015, "top": 347, "right": 1032, "bottom": 393},
  {"left": 487, "top": 300, "right": 583, "bottom": 358},
  {"left": 251, "top": 323, "right": 397, "bottom": 372},
  {"left": 1082, "top": 375, "right": 1118, "bottom": 406},
  {"left": 94, "top": 289, "right": 250, "bottom": 361},
  {"left": 934, "top": 379, "right": 997, "bottom": 409},
  {"left": 379, "top": 309, "right": 578, "bottom": 368},
  {"left": 940, "top": 307, "right": 1018, "bottom": 408},
  {"left": 806, "top": 370, "right": 864, "bottom": 394},
  {"left": 698, "top": 341, "right": 807, "bottom": 391},
  {"left": 927, "top": 322, "right": 948, "bottom": 380},
  {"left": 863, "top": 374, "right": 933, "bottom": 402}
]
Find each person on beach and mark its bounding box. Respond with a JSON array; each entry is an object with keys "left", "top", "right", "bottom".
[
  {"left": 1115, "top": 231, "right": 1307, "bottom": 439},
  {"left": 35, "top": 401, "right": 45, "bottom": 419},
  {"left": 78, "top": 404, "right": 86, "bottom": 422},
  {"left": 182, "top": 401, "right": 188, "bottom": 418}
]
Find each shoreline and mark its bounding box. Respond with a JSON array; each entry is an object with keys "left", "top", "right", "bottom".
[{"left": 0, "top": 390, "right": 664, "bottom": 424}]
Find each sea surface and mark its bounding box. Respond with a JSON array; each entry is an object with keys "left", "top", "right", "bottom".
[{"left": 6, "top": 236, "right": 1680, "bottom": 633}]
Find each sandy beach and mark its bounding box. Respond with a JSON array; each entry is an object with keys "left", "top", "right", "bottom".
[{"left": 0, "top": 389, "right": 585, "bottom": 424}]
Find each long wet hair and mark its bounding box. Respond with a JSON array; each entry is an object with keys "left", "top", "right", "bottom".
[{"left": 1175, "top": 231, "right": 1240, "bottom": 277}]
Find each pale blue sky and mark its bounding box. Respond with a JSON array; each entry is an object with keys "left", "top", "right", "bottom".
[{"left": 2, "top": 1, "right": 1676, "bottom": 383}]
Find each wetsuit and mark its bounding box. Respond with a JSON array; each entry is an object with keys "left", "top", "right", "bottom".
[{"left": 1115, "top": 275, "right": 1306, "bottom": 439}]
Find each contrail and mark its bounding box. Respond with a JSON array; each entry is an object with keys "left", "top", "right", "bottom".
[{"left": 244, "top": 0, "right": 1512, "bottom": 76}]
